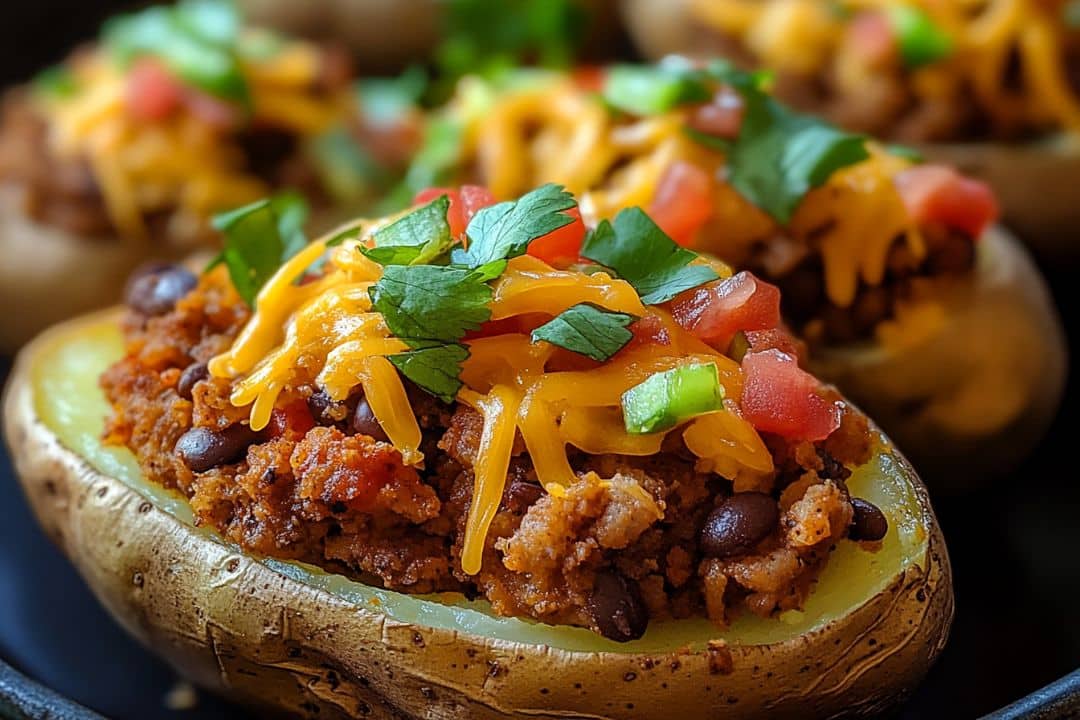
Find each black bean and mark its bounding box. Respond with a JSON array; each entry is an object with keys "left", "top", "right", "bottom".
[
  {"left": 176, "top": 362, "right": 209, "bottom": 401},
  {"left": 700, "top": 492, "right": 779, "bottom": 558},
  {"left": 175, "top": 425, "right": 258, "bottom": 473},
  {"left": 125, "top": 264, "right": 197, "bottom": 316},
  {"left": 849, "top": 498, "right": 889, "bottom": 542},
  {"left": 587, "top": 571, "right": 648, "bottom": 642},
  {"left": 352, "top": 397, "right": 388, "bottom": 442},
  {"left": 307, "top": 389, "right": 348, "bottom": 425}
]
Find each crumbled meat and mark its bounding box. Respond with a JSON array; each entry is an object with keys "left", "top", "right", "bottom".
[{"left": 102, "top": 270, "right": 875, "bottom": 636}]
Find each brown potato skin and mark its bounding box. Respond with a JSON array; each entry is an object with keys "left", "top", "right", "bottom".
[
  {"left": 3, "top": 314, "right": 953, "bottom": 719},
  {"left": 0, "top": 189, "right": 174, "bottom": 353},
  {"left": 810, "top": 227, "right": 1066, "bottom": 486}
]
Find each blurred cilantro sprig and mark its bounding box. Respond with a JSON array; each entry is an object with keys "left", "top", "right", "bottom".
[{"left": 430, "top": 0, "right": 586, "bottom": 101}]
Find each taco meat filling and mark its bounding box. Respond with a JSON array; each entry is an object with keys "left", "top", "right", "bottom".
[{"left": 102, "top": 262, "right": 884, "bottom": 641}]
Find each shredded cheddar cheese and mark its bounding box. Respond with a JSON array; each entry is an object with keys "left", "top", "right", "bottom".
[
  {"left": 35, "top": 32, "right": 350, "bottom": 243},
  {"left": 209, "top": 222, "right": 775, "bottom": 576},
  {"left": 437, "top": 75, "right": 924, "bottom": 311},
  {"left": 691, "top": 0, "right": 1080, "bottom": 136}
]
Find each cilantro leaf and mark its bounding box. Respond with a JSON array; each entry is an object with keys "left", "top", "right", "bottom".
[
  {"left": 581, "top": 208, "right": 718, "bottom": 305},
  {"left": 310, "top": 126, "right": 393, "bottom": 206},
  {"left": 209, "top": 193, "right": 310, "bottom": 307},
  {"left": 431, "top": 0, "right": 585, "bottom": 101},
  {"left": 368, "top": 265, "right": 492, "bottom": 346},
  {"left": 388, "top": 344, "right": 470, "bottom": 403},
  {"left": 694, "top": 65, "right": 869, "bottom": 225},
  {"left": 454, "top": 183, "right": 576, "bottom": 268},
  {"left": 324, "top": 220, "right": 364, "bottom": 248},
  {"left": 361, "top": 195, "right": 453, "bottom": 266},
  {"left": 531, "top": 304, "right": 636, "bottom": 361},
  {"left": 603, "top": 63, "right": 712, "bottom": 116},
  {"left": 103, "top": 0, "right": 246, "bottom": 102}
]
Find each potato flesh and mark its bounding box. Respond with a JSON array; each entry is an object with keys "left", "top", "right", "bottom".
[{"left": 34, "top": 315, "right": 930, "bottom": 653}]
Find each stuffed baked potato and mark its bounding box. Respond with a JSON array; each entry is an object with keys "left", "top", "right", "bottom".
[
  {"left": 620, "top": 0, "right": 1080, "bottom": 257},
  {"left": 5, "top": 188, "right": 953, "bottom": 719}
]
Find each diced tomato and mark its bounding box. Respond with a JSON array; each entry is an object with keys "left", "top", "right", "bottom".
[
  {"left": 740, "top": 350, "right": 841, "bottom": 441},
  {"left": 687, "top": 86, "right": 745, "bottom": 140},
  {"left": 415, "top": 186, "right": 465, "bottom": 236},
  {"left": 894, "top": 164, "right": 999, "bottom": 238},
  {"left": 648, "top": 161, "right": 714, "bottom": 247},
  {"left": 126, "top": 60, "right": 184, "bottom": 122},
  {"left": 847, "top": 11, "right": 898, "bottom": 66},
  {"left": 572, "top": 65, "right": 607, "bottom": 93},
  {"left": 526, "top": 207, "right": 586, "bottom": 267},
  {"left": 745, "top": 327, "right": 805, "bottom": 362},
  {"left": 670, "top": 271, "right": 781, "bottom": 351},
  {"left": 463, "top": 313, "right": 548, "bottom": 340},
  {"left": 623, "top": 314, "right": 673, "bottom": 353},
  {"left": 459, "top": 184, "right": 496, "bottom": 224},
  {"left": 414, "top": 185, "right": 496, "bottom": 239},
  {"left": 182, "top": 89, "right": 241, "bottom": 130},
  {"left": 267, "top": 399, "right": 316, "bottom": 440}
]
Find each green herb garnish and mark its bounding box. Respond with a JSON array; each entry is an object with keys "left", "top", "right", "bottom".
[
  {"left": 387, "top": 343, "right": 471, "bottom": 404},
  {"left": 369, "top": 265, "right": 492, "bottom": 347},
  {"left": 401, "top": 116, "right": 465, "bottom": 198},
  {"left": 581, "top": 207, "right": 718, "bottom": 305},
  {"left": 362, "top": 195, "right": 454, "bottom": 266},
  {"left": 531, "top": 303, "right": 636, "bottom": 361},
  {"left": 103, "top": 0, "right": 247, "bottom": 102},
  {"left": 359, "top": 65, "right": 428, "bottom": 126},
  {"left": 32, "top": 66, "right": 78, "bottom": 98},
  {"left": 432, "top": 0, "right": 584, "bottom": 100},
  {"left": 886, "top": 5, "right": 953, "bottom": 69},
  {"left": 713, "top": 66, "right": 870, "bottom": 224},
  {"left": 454, "top": 183, "right": 577, "bottom": 268},
  {"left": 603, "top": 62, "right": 713, "bottom": 116},
  {"left": 208, "top": 192, "right": 309, "bottom": 306}
]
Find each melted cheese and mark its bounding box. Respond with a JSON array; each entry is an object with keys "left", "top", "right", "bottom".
[
  {"left": 38, "top": 35, "right": 347, "bottom": 241},
  {"left": 690, "top": 0, "right": 1080, "bottom": 135},
  {"left": 210, "top": 231, "right": 776, "bottom": 575},
  {"left": 443, "top": 73, "right": 932, "bottom": 317}
]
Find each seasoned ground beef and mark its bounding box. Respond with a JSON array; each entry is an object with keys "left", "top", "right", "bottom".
[
  {"left": 102, "top": 269, "right": 878, "bottom": 639},
  {"left": 756, "top": 223, "right": 975, "bottom": 345}
]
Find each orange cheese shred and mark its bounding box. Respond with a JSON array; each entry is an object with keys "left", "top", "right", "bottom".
[{"left": 458, "top": 385, "right": 524, "bottom": 574}]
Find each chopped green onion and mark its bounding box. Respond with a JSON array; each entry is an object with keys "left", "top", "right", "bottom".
[
  {"left": 603, "top": 63, "right": 712, "bottom": 116},
  {"left": 621, "top": 363, "right": 725, "bottom": 435},
  {"left": 887, "top": 5, "right": 953, "bottom": 69}
]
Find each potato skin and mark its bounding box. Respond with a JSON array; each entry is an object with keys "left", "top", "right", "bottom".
[
  {"left": 4, "top": 315, "right": 953, "bottom": 720},
  {"left": 0, "top": 188, "right": 173, "bottom": 353},
  {"left": 809, "top": 227, "right": 1066, "bottom": 486}
]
